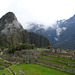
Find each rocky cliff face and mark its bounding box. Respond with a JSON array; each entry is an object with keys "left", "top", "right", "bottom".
[{"left": 0, "top": 12, "right": 29, "bottom": 46}]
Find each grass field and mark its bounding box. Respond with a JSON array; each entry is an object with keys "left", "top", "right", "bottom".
[{"left": 0, "top": 63, "right": 73, "bottom": 75}]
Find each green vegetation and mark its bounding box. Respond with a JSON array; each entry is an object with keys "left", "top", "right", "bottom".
[
  {"left": 8, "top": 43, "right": 51, "bottom": 54},
  {"left": 0, "top": 34, "right": 8, "bottom": 47},
  {"left": 8, "top": 43, "right": 35, "bottom": 54},
  {"left": 29, "top": 32, "right": 51, "bottom": 48},
  {"left": 0, "top": 64, "right": 5, "bottom": 68},
  {"left": 0, "top": 63, "right": 73, "bottom": 75}
]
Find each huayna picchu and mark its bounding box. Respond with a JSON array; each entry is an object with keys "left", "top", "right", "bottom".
[{"left": 0, "top": 12, "right": 51, "bottom": 48}]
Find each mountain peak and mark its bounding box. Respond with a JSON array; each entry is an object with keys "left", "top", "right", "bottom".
[
  {"left": 5, "top": 12, "right": 15, "bottom": 16},
  {"left": 0, "top": 12, "right": 17, "bottom": 24},
  {"left": 0, "top": 12, "right": 23, "bottom": 35}
]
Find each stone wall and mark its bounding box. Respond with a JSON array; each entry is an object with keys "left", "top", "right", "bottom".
[
  {"left": 14, "top": 50, "right": 41, "bottom": 58},
  {"left": 39, "top": 56, "right": 75, "bottom": 67},
  {"left": 37, "top": 60, "right": 75, "bottom": 74},
  {"left": 37, "top": 59, "right": 64, "bottom": 69},
  {"left": 0, "top": 55, "right": 35, "bottom": 64}
]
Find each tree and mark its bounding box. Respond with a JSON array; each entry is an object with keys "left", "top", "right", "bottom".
[
  {"left": 31, "top": 44, "right": 35, "bottom": 49},
  {"left": 8, "top": 43, "right": 36, "bottom": 54}
]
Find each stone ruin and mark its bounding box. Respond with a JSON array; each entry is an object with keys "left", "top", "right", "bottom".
[{"left": 0, "top": 48, "right": 75, "bottom": 74}]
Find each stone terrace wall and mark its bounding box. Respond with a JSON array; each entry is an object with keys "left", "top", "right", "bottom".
[
  {"left": 0, "top": 55, "right": 35, "bottom": 64},
  {"left": 41, "top": 50, "right": 75, "bottom": 60},
  {"left": 14, "top": 50, "right": 41, "bottom": 58},
  {"left": 0, "top": 50, "right": 75, "bottom": 74},
  {"left": 37, "top": 60, "right": 75, "bottom": 74},
  {"left": 39, "top": 56, "right": 75, "bottom": 67}
]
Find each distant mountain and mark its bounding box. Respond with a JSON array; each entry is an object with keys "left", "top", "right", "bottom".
[
  {"left": 0, "top": 12, "right": 51, "bottom": 48},
  {"left": 55, "top": 15, "right": 75, "bottom": 50},
  {"left": 27, "top": 14, "right": 75, "bottom": 50}
]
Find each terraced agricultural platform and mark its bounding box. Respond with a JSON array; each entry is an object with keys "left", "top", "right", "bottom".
[{"left": 0, "top": 50, "right": 75, "bottom": 75}]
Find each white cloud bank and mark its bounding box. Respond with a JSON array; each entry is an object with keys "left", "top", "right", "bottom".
[{"left": 0, "top": 0, "right": 75, "bottom": 28}]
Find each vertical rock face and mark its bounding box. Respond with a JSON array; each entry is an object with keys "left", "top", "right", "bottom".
[
  {"left": 0, "top": 12, "right": 23, "bottom": 33},
  {"left": 0, "top": 12, "right": 23, "bottom": 34}
]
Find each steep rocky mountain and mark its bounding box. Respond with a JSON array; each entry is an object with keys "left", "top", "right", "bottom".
[
  {"left": 0, "top": 12, "right": 51, "bottom": 48},
  {"left": 27, "top": 15, "right": 75, "bottom": 50},
  {"left": 0, "top": 12, "right": 29, "bottom": 46}
]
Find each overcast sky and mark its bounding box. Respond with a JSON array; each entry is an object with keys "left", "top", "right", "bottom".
[{"left": 0, "top": 0, "right": 75, "bottom": 28}]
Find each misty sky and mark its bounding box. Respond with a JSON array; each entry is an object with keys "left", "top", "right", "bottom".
[{"left": 0, "top": 0, "right": 75, "bottom": 28}]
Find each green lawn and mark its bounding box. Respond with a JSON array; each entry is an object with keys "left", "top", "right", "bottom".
[
  {"left": 0, "top": 63, "right": 73, "bottom": 75},
  {"left": 37, "top": 48, "right": 49, "bottom": 50}
]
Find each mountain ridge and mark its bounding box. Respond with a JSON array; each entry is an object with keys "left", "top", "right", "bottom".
[{"left": 27, "top": 14, "right": 75, "bottom": 50}]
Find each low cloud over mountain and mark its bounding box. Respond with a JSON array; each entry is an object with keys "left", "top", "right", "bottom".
[{"left": 27, "top": 14, "right": 75, "bottom": 50}]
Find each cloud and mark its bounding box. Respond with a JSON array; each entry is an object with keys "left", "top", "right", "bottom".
[
  {"left": 0, "top": 0, "right": 75, "bottom": 29},
  {"left": 62, "top": 27, "right": 67, "bottom": 30},
  {"left": 54, "top": 37, "right": 59, "bottom": 41},
  {"left": 56, "top": 28, "right": 62, "bottom": 36},
  {"left": 56, "top": 27, "right": 67, "bottom": 36}
]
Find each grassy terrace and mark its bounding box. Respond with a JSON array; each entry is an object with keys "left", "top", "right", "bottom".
[
  {"left": 0, "top": 59, "right": 11, "bottom": 71},
  {"left": 0, "top": 68, "right": 13, "bottom": 75},
  {"left": 3, "top": 56, "right": 35, "bottom": 60},
  {"left": 0, "top": 59, "right": 5, "bottom": 62},
  {"left": 2, "top": 54, "right": 10, "bottom": 57},
  {"left": 0, "top": 63, "right": 73, "bottom": 75},
  {"left": 0, "top": 64, "right": 5, "bottom": 68},
  {"left": 1, "top": 54, "right": 35, "bottom": 59},
  {"left": 37, "top": 48, "right": 49, "bottom": 50},
  {"left": 0, "top": 53, "right": 75, "bottom": 74},
  {"left": 38, "top": 58, "right": 75, "bottom": 70},
  {"left": 40, "top": 55, "right": 75, "bottom": 63},
  {"left": 0, "top": 59, "right": 11, "bottom": 65}
]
